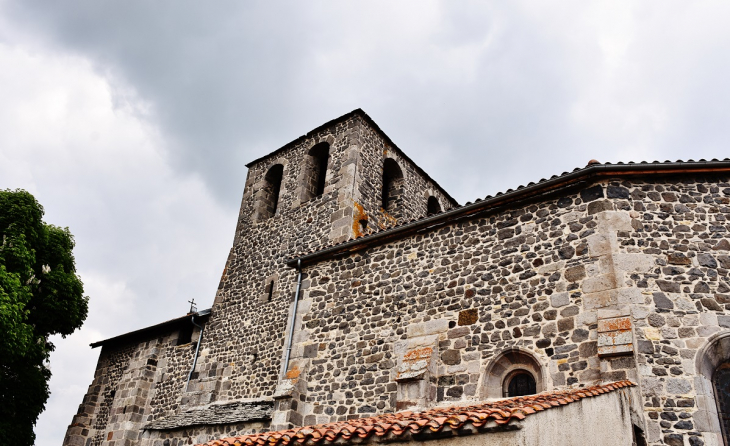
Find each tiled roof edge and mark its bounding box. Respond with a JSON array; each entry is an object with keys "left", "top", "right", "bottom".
[
  {"left": 200, "top": 381, "right": 635, "bottom": 446},
  {"left": 244, "top": 109, "right": 459, "bottom": 207},
  {"left": 286, "top": 158, "right": 730, "bottom": 268},
  {"left": 90, "top": 308, "right": 212, "bottom": 348}
]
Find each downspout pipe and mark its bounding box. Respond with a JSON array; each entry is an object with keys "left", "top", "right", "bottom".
[
  {"left": 281, "top": 259, "right": 303, "bottom": 378},
  {"left": 185, "top": 315, "right": 205, "bottom": 391}
]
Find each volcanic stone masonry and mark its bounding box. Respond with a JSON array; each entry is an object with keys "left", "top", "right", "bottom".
[{"left": 64, "top": 109, "right": 730, "bottom": 446}]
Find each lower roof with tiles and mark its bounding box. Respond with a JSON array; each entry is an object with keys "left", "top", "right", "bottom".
[{"left": 199, "top": 380, "right": 635, "bottom": 446}]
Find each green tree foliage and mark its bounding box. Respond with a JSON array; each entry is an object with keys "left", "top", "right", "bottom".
[{"left": 0, "top": 189, "right": 88, "bottom": 445}]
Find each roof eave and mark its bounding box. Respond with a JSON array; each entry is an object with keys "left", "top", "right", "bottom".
[
  {"left": 286, "top": 160, "right": 730, "bottom": 268},
  {"left": 90, "top": 308, "right": 212, "bottom": 348}
]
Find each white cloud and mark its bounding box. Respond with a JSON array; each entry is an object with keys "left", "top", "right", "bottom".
[{"left": 0, "top": 33, "right": 234, "bottom": 445}]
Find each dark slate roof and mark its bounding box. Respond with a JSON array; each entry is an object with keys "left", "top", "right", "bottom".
[
  {"left": 90, "top": 308, "right": 212, "bottom": 348},
  {"left": 244, "top": 108, "right": 459, "bottom": 208},
  {"left": 286, "top": 158, "right": 730, "bottom": 267},
  {"left": 145, "top": 401, "right": 274, "bottom": 431}
]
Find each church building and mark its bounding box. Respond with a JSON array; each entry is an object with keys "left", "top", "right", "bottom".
[{"left": 64, "top": 109, "right": 730, "bottom": 446}]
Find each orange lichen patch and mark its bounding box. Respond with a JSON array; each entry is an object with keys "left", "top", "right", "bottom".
[
  {"left": 197, "top": 381, "right": 635, "bottom": 446},
  {"left": 597, "top": 316, "right": 632, "bottom": 332},
  {"left": 397, "top": 347, "right": 433, "bottom": 380},
  {"left": 403, "top": 347, "right": 432, "bottom": 362},
  {"left": 285, "top": 366, "right": 301, "bottom": 380},
  {"left": 352, "top": 202, "right": 369, "bottom": 238}
]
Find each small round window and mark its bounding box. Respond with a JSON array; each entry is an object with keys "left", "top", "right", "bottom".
[{"left": 505, "top": 370, "right": 537, "bottom": 397}]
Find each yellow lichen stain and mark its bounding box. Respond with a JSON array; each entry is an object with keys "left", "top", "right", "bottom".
[
  {"left": 557, "top": 358, "right": 568, "bottom": 365},
  {"left": 643, "top": 327, "right": 661, "bottom": 341},
  {"left": 352, "top": 201, "right": 369, "bottom": 238},
  {"left": 379, "top": 209, "right": 397, "bottom": 229}
]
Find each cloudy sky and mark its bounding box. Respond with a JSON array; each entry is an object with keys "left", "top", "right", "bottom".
[{"left": 1, "top": 1, "right": 730, "bottom": 443}]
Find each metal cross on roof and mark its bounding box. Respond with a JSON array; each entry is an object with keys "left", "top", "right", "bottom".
[{"left": 188, "top": 298, "right": 197, "bottom": 313}]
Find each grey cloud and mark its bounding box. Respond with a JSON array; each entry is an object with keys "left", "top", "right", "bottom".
[{"left": 7, "top": 1, "right": 730, "bottom": 205}]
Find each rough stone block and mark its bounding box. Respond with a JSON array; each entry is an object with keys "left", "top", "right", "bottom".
[
  {"left": 666, "top": 378, "right": 692, "bottom": 395},
  {"left": 587, "top": 233, "right": 616, "bottom": 257},
  {"left": 575, "top": 311, "right": 597, "bottom": 327},
  {"left": 538, "top": 260, "right": 565, "bottom": 275},
  {"left": 597, "top": 344, "right": 633, "bottom": 356},
  {"left": 582, "top": 291, "right": 616, "bottom": 310},
  {"left": 596, "top": 211, "right": 633, "bottom": 232},
  {"left": 653, "top": 292, "right": 674, "bottom": 309},
  {"left": 407, "top": 319, "right": 448, "bottom": 338},
  {"left": 457, "top": 309, "right": 478, "bottom": 326},
  {"left": 581, "top": 185, "right": 605, "bottom": 203},
  {"left": 583, "top": 274, "right": 618, "bottom": 294},
  {"left": 550, "top": 292, "right": 570, "bottom": 308},
  {"left": 440, "top": 349, "right": 461, "bottom": 365},
  {"left": 564, "top": 265, "right": 585, "bottom": 282},
  {"left": 587, "top": 200, "right": 613, "bottom": 214},
  {"left": 613, "top": 253, "right": 655, "bottom": 273},
  {"left": 719, "top": 315, "right": 730, "bottom": 328}
]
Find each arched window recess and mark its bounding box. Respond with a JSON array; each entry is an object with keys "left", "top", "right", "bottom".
[
  {"left": 257, "top": 164, "right": 284, "bottom": 221},
  {"left": 382, "top": 158, "right": 404, "bottom": 218},
  {"left": 427, "top": 196, "right": 442, "bottom": 216},
  {"left": 482, "top": 348, "right": 545, "bottom": 399},
  {"left": 304, "top": 142, "right": 330, "bottom": 201},
  {"left": 504, "top": 370, "right": 537, "bottom": 397}
]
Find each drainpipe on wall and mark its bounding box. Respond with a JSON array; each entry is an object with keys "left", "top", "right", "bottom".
[
  {"left": 281, "top": 259, "right": 303, "bottom": 378},
  {"left": 185, "top": 314, "right": 205, "bottom": 392}
]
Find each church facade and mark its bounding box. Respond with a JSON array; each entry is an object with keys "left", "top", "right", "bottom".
[{"left": 64, "top": 110, "right": 730, "bottom": 446}]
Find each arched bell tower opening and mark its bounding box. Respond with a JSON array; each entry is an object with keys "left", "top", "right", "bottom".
[
  {"left": 306, "top": 142, "right": 330, "bottom": 200},
  {"left": 427, "top": 196, "right": 442, "bottom": 216},
  {"left": 255, "top": 164, "right": 284, "bottom": 221},
  {"left": 382, "top": 158, "right": 404, "bottom": 218}
]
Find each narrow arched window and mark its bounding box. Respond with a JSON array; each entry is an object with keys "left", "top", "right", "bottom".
[
  {"left": 308, "top": 143, "right": 330, "bottom": 198},
  {"left": 714, "top": 362, "right": 730, "bottom": 443},
  {"left": 484, "top": 349, "right": 544, "bottom": 399},
  {"left": 382, "top": 159, "right": 404, "bottom": 217},
  {"left": 505, "top": 371, "right": 537, "bottom": 397},
  {"left": 260, "top": 164, "right": 284, "bottom": 220},
  {"left": 266, "top": 280, "right": 275, "bottom": 301},
  {"left": 427, "top": 196, "right": 442, "bottom": 216}
]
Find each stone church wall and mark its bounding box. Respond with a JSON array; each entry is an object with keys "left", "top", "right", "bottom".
[
  {"left": 280, "top": 174, "right": 729, "bottom": 446},
  {"left": 65, "top": 329, "right": 201, "bottom": 446}
]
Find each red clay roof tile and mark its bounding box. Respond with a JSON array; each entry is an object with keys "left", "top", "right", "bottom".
[{"left": 198, "top": 381, "right": 634, "bottom": 446}]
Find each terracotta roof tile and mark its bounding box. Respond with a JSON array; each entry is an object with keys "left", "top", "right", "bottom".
[{"left": 198, "top": 381, "right": 634, "bottom": 446}]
